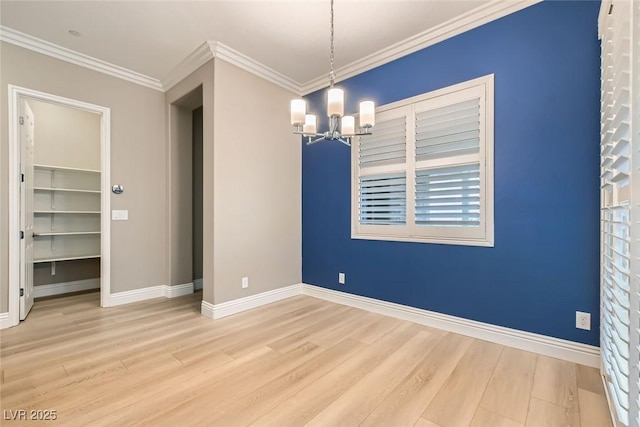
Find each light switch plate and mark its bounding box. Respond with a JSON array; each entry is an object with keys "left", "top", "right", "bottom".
[{"left": 112, "top": 210, "right": 128, "bottom": 220}]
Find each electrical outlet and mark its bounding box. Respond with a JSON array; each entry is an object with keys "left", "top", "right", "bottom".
[
  {"left": 338, "top": 272, "right": 345, "bottom": 285},
  {"left": 576, "top": 311, "right": 591, "bottom": 330},
  {"left": 242, "top": 277, "right": 249, "bottom": 289}
]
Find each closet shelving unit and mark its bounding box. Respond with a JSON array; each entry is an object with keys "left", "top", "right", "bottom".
[{"left": 33, "top": 164, "right": 101, "bottom": 265}]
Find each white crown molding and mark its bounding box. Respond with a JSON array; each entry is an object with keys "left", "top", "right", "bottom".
[
  {"left": 161, "top": 41, "right": 215, "bottom": 91},
  {"left": 210, "top": 42, "right": 302, "bottom": 95},
  {"left": 301, "top": 0, "right": 543, "bottom": 94},
  {"left": 0, "top": 26, "right": 163, "bottom": 91},
  {"left": 163, "top": 41, "right": 302, "bottom": 94},
  {"left": 0, "top": 312, "right": 11, "bottom": 330},
  {"left": 33, "top": 278, "right": 100, "bottom": 299},
  {"left": 200, "top": 283, "right": 303, "bottom": 320},
  {"left": 301, "top": 284, "right": 600, "bottom": 368}
]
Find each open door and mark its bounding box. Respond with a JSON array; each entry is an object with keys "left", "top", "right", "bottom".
[{"left": 20, "top": 98, "right": 35, "bottom": 320}]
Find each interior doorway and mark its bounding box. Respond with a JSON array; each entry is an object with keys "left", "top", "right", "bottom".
[
  {"left": 169, "top": 86, "right": 203, "bottom": 296},
  {"left": 8, "top": 85, "right": 111, "bottom": 327}
]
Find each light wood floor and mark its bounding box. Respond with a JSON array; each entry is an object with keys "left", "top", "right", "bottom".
[{"left": 0, "top": 292, "right": 612, "bottom": 427}]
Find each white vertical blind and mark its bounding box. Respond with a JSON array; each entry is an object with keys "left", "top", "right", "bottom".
[{"left": 600, "top": 1, "right": 639, "bottom": 426}]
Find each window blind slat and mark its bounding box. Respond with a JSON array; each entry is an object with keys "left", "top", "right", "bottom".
[
  {"left": 359, "top": 173, "right": 406, "bottom": 226},
  {"left": 359, "top": 116, "right": 406, "bottom": 168},
  {"left": 415, "top": 163, "right": 481, "bottom": 227}
]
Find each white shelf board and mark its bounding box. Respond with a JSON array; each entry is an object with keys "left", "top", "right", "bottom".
[
  {"left": 34, "top": 254, "right": 101, "bottom": 263},
  {"left": 34, "top": 210, "right": 101, "bottom": 214},
  {"left": 34, "top": 164, "right": 101, "bottom": 174},
  {"left": 34, "top": 231, "right": 101, "bottom": 237},
  {"left": 34, "top": 187, "right": 101, "bottom": 194}
]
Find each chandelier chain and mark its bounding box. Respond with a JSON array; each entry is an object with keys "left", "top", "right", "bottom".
[{"left": 329, "top": 0, "right": 335, "bottom": 87}]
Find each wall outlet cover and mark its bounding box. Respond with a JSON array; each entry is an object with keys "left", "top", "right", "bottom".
[
  {"left": 338, "top": 272, "right": 345, "bottom": 285},
  {"left": 576, "top": 311, "right": 591, "bottom": 331}
]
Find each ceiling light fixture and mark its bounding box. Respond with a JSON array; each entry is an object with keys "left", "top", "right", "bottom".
[{"left": 290, "top": 0, "right": 375, "bottom": 146}]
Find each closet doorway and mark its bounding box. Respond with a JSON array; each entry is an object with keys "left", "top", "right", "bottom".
[
  {"left": 169, "top": 86, "right": 203, "bottom": 297},
  {"left": 8, "top": 86, "right": 111, "bottom": 326}
]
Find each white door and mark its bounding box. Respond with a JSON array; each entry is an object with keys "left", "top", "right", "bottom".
[{"left": 20, "top": 98, "right": 35, "bottom": 320}]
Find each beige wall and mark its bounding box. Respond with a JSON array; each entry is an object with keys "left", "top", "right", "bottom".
[
  {"left": 1, "top": 41, "right": 302, "bottom": 315},
  {"left": 29, "top": 99, "right": 101, "bottom": 170},
  {"left": 0, "top": 42, "right": 168, "bottom": 312},
  {"left": 212, "top": 58, "right": 301, "bottom": 304}
]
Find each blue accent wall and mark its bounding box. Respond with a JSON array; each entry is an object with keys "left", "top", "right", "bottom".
[{"left": 302, "top": 1, "right": 601, "bottom": 346}]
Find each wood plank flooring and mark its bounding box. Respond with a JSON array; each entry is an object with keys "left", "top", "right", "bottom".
[{"left": 0, "top": 292, "right": 612, "bottom": 426}]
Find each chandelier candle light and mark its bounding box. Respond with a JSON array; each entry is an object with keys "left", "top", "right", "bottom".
[{"left": 290, "top": 0, "right": 375, "bottom": 146}]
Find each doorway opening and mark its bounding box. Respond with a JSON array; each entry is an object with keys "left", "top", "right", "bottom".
[
  {"left": 170, "top": 86, "right": 203, "bottom": 298},
  {"left": 8, "top": 86, "right": 111, "bottom": 327}
]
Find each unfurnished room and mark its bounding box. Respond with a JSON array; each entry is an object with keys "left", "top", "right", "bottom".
[{"left": 0, "top": 0, "right": 638, "bottom": 426}]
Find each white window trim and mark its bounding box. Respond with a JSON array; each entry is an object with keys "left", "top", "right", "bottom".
[{"left": 351, "top": 74, "right": 494, "bottom": 247}]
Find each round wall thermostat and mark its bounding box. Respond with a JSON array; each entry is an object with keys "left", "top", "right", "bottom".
[{"left": 112, "top": 184, "right": 124, "bottom": 194}]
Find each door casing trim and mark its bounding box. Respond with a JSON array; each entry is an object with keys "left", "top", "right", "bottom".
[{"left": 7, "top": 85, "right": 112, "bottom": 327}]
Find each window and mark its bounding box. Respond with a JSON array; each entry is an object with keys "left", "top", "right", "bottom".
[{"left": 352, "top": 75, "right": 494, "bottom": 246}]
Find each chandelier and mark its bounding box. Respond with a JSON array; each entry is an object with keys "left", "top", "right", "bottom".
[{"left": 290, "top": 0, "right": 375, "bottom": 146}]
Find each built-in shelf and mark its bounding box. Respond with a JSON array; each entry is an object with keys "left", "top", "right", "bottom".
[
  {"left": 34, "top": 210, "right": 101, "bottom": 214},
  {"left": 34, "top": 231, "right": 101, "bottom": 237},
  {"left": 34, "top": 187, "right": 101, "bottom": 194},
  {"left": 34, "top": 164, "right": 101, "bottom": 174},
  {"left": 34, "top": 254, "right": 101, "bottom": 264},
  {"left": 32, "top": 165, "right": 102, "bottom": 271}
]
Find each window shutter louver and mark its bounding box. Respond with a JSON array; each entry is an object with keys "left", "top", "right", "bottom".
[
  {"left": 415, "top": 164, "right": 480, "bottom": 227},
  {"left": 359, "top": 116, "right": 406, "bottom": 167},
  {"left": 358, "top": 173, "right": 406, "bottom": 225},
  {"left": 415, "top": 98, "right": 480, "bottom": 161},
  {"left": 600, "top": 1, "right": 639, "bottom": 425}
]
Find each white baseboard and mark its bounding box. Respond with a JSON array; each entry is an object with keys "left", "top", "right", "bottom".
[
  {"left": 0, "top": 312, "right": 11, "bottom": 329},
  {"left": 34, "top": 278, "right": 100, "bottom": 298},
  {"left": 109, "top": 283, "right": 194, "bottom": 307},
  {"left": 200, "top": 283, "right": 303, "bottom": 320},
  {"left": 301, "top": 284, "right": 601, "bottom": 368},
  {"left": 201, "top": 300, "right": 215, "bottom": 319},
  {"left": 193, "top": 278, "right": 203, "bottom": 291},
  {"left": 166, "top": 283, "right": 194, "bottom": 298}
]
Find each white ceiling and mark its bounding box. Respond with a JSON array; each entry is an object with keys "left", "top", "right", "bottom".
[{"left": 0, "top": 0, "right": 502, "bottom": 87}]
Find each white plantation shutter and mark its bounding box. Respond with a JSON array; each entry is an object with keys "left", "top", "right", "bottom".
[
  {"left": 356, "top": 109, "right": 408, "bottom": 232},
  {"left": 413, "top": 91, "right": 485, "bottom": 237},
  {"left": 632, "top": 1, "right": 640, "bottom": 426},
  {"left": 353, "top": 75, "right": 493, "bottom": 246},
  {"left": 600, "top": 1, "right": 639, "bottom": 426}
]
